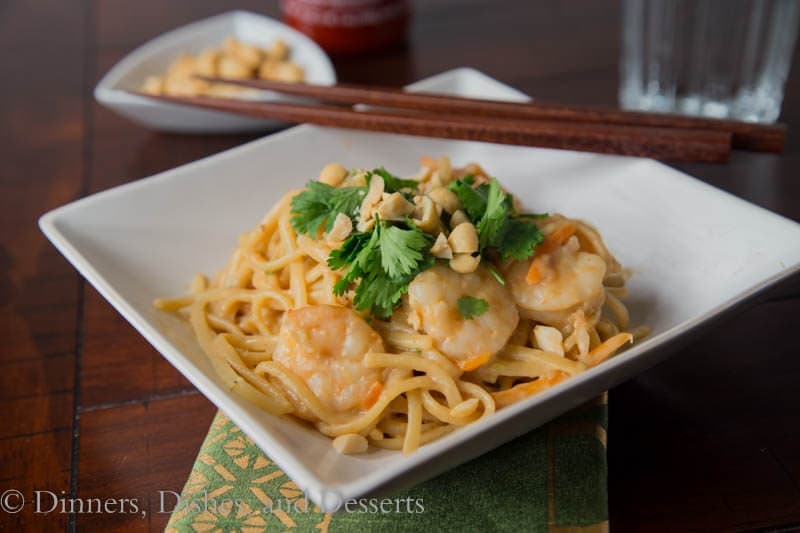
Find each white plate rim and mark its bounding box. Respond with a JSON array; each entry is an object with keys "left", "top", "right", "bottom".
[{"left": 41, "top": 67, "right": 800, "bottom": 509}]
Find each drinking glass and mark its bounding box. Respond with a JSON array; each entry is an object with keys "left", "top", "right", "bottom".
[{"left": 620, "top": 0, "right": 800, "bottom": 123}]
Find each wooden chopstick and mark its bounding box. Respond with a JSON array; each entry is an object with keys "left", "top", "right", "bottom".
[
  {"left": 198, "top": 77, "right": 785, "bottom": 154},
  {"left": 134, "top": 91, "right": 731, "bottom": 163}
]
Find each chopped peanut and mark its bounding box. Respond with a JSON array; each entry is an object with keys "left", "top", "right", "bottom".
[
  {"left": 194, "top": 49, "right": 220, "bottom": 77},
  {"left": 327, "top": 213, "right": 353, "bottom": 241},
  {"left": 450, "top": 253, "right": 480, "bottom": 273},
  {"left": 450, "top": 209, "right": 469, "bottom": 228},
  {"left": 376, "top": 192, "right": 415, "bottom": 220},
  {"left": 358, "top": 174, "right": 385, "bottom": 229},
  {"left": 318, "top": 162, "right": 347, "bottom": 186},
  {"left": 430, "top": 232, "right": 453, "bottom": 259},
  {"left": 218, "top": 55, "right": 252, "bottom": 79},
  {"left": 436, "top": 156, "right": 453, "bottom": 183},
  {"left": 363, "top": 175, "right": 384, "bottom": 207},
  {"left": 427, "top": 187, "right": 461, "bottom": 213},
  {"left": 412, "top": 195, "right": 440, "bottom": 233},
  {"left": 532, "top": 325, "right": 564, "bottom": 356},
  {"left": 342, "top": 170, "right": 367, "bottom": 187},
  {"left": 223, "top": 37, "right": 262, "bottom": 69},
  {"left": 356, "top": 217, "right": 376, "bottom": 233},
  {"left": 448, "top": 222, "right": 478, "bottom": 254},
  {"left": 269, "top": 39, "right": 290, "bottom": 61}
]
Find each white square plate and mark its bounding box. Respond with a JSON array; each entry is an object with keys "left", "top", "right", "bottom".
[
  {"left": 94, "top": 10, "right": 336, "bottom": 133},
  {"left": 42, "top": 68, "right": 800, "bottom": 510}
]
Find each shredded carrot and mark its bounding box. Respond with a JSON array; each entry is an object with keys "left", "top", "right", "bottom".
[
  {"left": 420, "top": 155, "right": 437, "bottom": 169},
  {"left": 537, "top": 223, "right": 576, "bottom": 254},
  {"left": 526, "top": 262, "right": 542, "bottom": 284},
  {"left": 491, "top": 371, "right": 568, "bottom": 408},
  {"left": 458, "top": 352, "right": 492, "bottom": 372},
  {"left": 361, "top": 381, "right": 383, "bottom": 409},
  {"left": 583, "top": 333, "right": 633, "bottom": 367}
]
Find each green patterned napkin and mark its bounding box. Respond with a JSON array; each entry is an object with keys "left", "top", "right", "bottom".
[{"left": 167, "top": 396, "right": 608, "bottom": 532}]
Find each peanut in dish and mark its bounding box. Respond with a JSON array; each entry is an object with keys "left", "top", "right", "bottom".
[{"left": 141, "top": 36, "right": 305, "bottom": 97}]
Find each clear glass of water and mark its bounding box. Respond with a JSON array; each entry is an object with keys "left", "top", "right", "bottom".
[{"left": 620, "top": 0, "right": 800, "bottom": 123}]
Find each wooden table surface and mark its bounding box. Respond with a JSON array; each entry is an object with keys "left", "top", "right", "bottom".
[{"left": 2, "top": 0, "right": 799, "bottom": 531}]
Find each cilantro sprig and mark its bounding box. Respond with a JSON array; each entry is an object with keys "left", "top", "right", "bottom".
[
  {"left": 290, "top": 167, "right": 418, "bottom": 238},
  {"left": 290, "top": 167, "right": 428, "bottom": 317},
  {"left": 328, "top": 219, "right": 433, "bottom": 317},
  {"left": 289, "top": 165, "right": 545, "bottom": 318},
  {"left": 447, "top": 175, "right": 487, "bottom": 219},
  {"left": 457, "top": 296, "right": 489, "bottom": 319},
  {"left": 448, "top": 177, "right": 544, "bottom": 261},
  {"left": 290, "top": 181, "right": 365, "bottom": 235}
]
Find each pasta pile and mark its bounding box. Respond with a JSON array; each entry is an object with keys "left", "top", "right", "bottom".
[{"left": 156, "top": 157, "right": 647, "bottom": 455}]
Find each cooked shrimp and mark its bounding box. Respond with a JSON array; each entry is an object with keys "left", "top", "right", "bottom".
[
  {"left": 273, "top": 305, "right": 385, "bottom": 414},
  {"left": 405, "top": 264, "right": 519, "bottom": 363},
  {"left": 505, "top": 235, "right": 606, "bottom": 328}
]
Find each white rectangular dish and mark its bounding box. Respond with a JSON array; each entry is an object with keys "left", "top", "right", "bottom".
[
  {"left": 43, "top": 68, "right": 800, "bottom": 511},
  {"left": 94, "top": 10, "right": 336, "bottom": 133}
]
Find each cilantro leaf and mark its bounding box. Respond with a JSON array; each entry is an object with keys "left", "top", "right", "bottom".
[
  {"left": 498, "top": 218, "right": 545, "bottom": 260},
  {"left": 450, "top": 177, "right": 545, "bottom": 262},
  {"left": 290, "top": 181, "right": 365, "bottom": 235},
  {"left": 478, "top": 179, "right": 544, "bottom": 260},
  {"left": 448, "top": 178, "right": 488, "bottom": 220},
  {"left": 327, "top": 220, "right": 433, "bottom": 317},
  {"left": 457, "top": 296, "right": 489, "bottom": 319},
  {"left": 353, "top": 255, "right": 434, "bottom": 318},
  {"left": 353, "top": 270, "right": 406, "bottom": 318},
  {"left": 329, "top": 229, "right": 379, "bottom": 295},
  {"left": 327, "top": 231, "right": 371, "bottom": 270},
  {"left": 379, "top": 224, "right": 432, "bottom": 278},
  {"left": 477, "top": 178, "right": 512, "bottom": 249},
  {"left": 368, "top": 167, "right": 418, "bottom": 193},
  {"left": 317, "top": 166, "right": 543, "bottom": 316}
]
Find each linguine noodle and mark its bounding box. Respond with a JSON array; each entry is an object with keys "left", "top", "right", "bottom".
[{"left": 155, "top": 157, "right": 647, "bottom": 455}]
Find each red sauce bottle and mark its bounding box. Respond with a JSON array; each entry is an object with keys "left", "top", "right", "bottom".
[{"left": 281, "top": 0, "right": 409, "bottom": 54}]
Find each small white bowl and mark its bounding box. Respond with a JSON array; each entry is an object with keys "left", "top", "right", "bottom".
[{"left": 94, "top": 10, "right": 337, "bottom": 134}]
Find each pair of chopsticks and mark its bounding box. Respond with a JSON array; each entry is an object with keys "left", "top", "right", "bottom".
[{"left": 136, "top": 77, "right": 786, "bottom": 163}]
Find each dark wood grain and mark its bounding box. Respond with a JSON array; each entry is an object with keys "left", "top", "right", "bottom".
[
  {"left": 80, "top": 290, "right": 194, "bottom": 408},
  {"left": 1, "top": 0, "right": 799, "bottom": 531},
  {"left": 76, "top": 394, "right": 216, "bottom": 532},
  {"left": 0, "top": 0, "right": 87, "bottom": 530},
  {"left": 142, "top": 91, "right": 734, "bottom": 162},
  {"left": 608, "top": 299, "right": 800, "bottom": 531},
  {"left": 0, "top": 431, "right": 72, "bottom": 532},
  {"left": 198, "top": 76, "right": 787, "bottom": 152}
]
